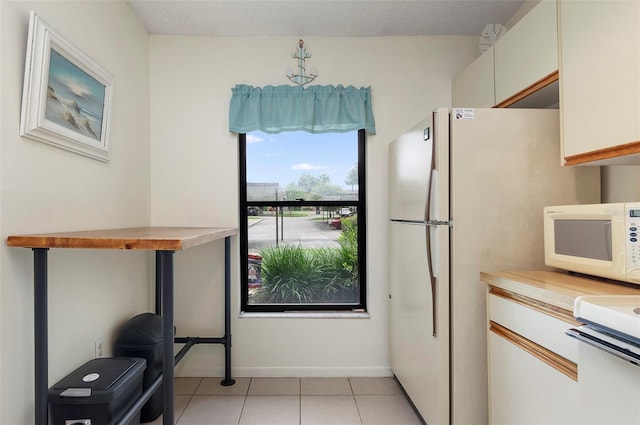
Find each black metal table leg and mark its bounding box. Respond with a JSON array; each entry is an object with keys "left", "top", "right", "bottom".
[
  {"left": 33, "top": 248, "right": 49, "bottom": 425},
  {"left": 221, "top": 236, "right": 235, "bottom": 386},
  {"left": 158, "top": 250, "right": 175, "bottom": 425},
  {"left": 155, "top": 251, "right": 162, "bottom": 315}
]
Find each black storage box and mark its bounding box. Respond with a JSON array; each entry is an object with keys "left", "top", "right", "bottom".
[
  {"left": 48, "top": 357, "right": 146, "bottom": 425},
  {"left": 115, "top": 313, "right": 164, "bottom": 423}
]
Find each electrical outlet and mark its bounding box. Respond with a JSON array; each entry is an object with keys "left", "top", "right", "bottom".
[{"left": 95, "top": 338, "right": 105, "bottom": 358}]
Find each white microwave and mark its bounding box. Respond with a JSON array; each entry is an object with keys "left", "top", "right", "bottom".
[{"left": 543, "top": 202, "right": 640, "bottom": 285}]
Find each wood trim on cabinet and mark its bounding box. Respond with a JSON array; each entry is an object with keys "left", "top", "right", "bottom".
[
  {"left": 489, "top": 286, "right": 580, "bottom": 326},
  {"left": 490, "top": 321, "right": 578, "bottom": 381},
  {"left": 493, "top": 70, "right": 559, "bottom": 108},
  {"left": 564, "top": 140, "right": 640, "bottom": 165}
]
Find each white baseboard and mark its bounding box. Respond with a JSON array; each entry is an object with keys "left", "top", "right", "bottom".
[{"left": 175, "top": 366, "right": 393, "bottom": 378}]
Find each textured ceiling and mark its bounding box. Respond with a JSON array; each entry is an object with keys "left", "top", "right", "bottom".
[{"left": 126, "top": 0, "right": 526, "bottom": 37}]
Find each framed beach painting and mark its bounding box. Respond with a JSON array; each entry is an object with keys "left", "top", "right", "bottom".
[{"left": 20, "top": 11, "right": 113, "bottom": 162}]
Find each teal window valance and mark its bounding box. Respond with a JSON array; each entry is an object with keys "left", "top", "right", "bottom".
[{"left": 229, "top": 84, "right": 376, "bottom": 135}]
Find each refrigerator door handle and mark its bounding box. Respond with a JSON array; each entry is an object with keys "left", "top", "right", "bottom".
[
  {"left": 425, "top": 219, "right": 437, "bottom": 337},
  {"left": 424, "top": 122, "right": 437, "bottom": 338}
]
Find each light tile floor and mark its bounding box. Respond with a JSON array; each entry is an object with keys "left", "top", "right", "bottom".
[{"left": 149, "top": 377, "right": 424, "bottom": 425}]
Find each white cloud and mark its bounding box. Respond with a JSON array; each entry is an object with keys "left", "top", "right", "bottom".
[
  {"left": 292, "top": 163, "right": 327, "bottom": 171},
  {"left": 61, "top": 77, "right": 92, "bottom": 97},
  {"left": 246, "top": 134, "right": 264, "bottom": 144}
]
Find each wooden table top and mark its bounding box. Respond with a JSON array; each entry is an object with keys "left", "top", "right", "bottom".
[
  {"left": 481, "top": 270, "right": 640, "bottom": 311},
  {"left": 6, "top": 226, "right": 238, "bottom": 251}
]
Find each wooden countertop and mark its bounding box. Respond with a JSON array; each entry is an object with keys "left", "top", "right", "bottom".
[
  {"left": 6, "top": 227, "right": 238, "bottom": 251},
  {"left": 480, "top": 270, "right": 640, "bottom": 312}
]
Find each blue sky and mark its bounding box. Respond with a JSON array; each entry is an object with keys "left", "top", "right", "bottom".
[
  {"left": 246, "top": 131, "right": 358, "bottom": 189},
  {"left": 48, "top": 49, "right": 105, "bottom": 119}
]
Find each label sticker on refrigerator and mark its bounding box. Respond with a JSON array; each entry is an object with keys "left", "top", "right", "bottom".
[{"left": 454, "top": 108, "right": 474, "bottom": 120}]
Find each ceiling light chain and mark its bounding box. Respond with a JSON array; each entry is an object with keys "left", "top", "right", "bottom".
[{"left": 286, "top": 39, "right": 318, "bottom": 86}]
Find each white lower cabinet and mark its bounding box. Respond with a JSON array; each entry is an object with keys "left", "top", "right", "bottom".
[
  {"left": 489, "top": 332, "right": 579, "bottom": 424},
  {"left": 488, "top": 290, "right": 580, "bottom": 424}
]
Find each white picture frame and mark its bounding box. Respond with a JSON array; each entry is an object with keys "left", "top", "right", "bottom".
[{"left": 20, "top": 11, "right": 114, "bottom": 162}]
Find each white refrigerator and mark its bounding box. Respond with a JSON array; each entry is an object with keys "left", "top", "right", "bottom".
[{"left": 388, "top": 108, "right": 600, "bottom": 425}]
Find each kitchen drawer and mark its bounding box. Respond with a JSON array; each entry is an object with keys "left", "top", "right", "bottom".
[{"left": 489, "top": 291, "right": 578, "bottom": 362}]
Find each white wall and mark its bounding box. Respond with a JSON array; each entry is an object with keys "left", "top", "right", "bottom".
[
  {"left": 0, "top": 1, "right": 151, "bottom": 423},
  {"left": 601, "top": 166, "right": 640, "bottom": 202},
  {"left": 149, "top": 36, "right": 478, "bottom": 377}
]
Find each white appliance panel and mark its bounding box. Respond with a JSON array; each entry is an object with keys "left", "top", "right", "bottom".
[
  {"left": 577, "top": 343, "right": 640, "bottom": 424},
  {"left": 574, "top": 295, "right": 640, "bottom": 342},
  {"left": 388, "top": 107, "right": 600, "bottom": 425},
  {"left": 388, "top": 118, "right": 432, "bottom": 222}
]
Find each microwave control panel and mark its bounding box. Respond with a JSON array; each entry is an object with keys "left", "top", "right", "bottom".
[{"left": 626, "top": 205, "right": 640, "bottom": 282}]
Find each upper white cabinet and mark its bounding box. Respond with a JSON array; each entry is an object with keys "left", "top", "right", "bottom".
[
  {"left": 452, "top": 46, "right": 495, "bottom": 107},
  {"left": 494, "top": 0, "right": 558, "bottom": 106},
  {"left": 451, "top": 0, "right": 559, "bottom": 109},
  {"left": 559, "top": 0, "right": 640, "bottom": 165}
]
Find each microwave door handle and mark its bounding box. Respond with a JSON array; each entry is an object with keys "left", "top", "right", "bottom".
[{"left": 605, "top": 222, "right": 612, "bottom": 260}]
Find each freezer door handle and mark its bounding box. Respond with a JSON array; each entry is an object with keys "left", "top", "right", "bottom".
[{"left": 424, "top": 114, "right": 437, "bottom": 338}]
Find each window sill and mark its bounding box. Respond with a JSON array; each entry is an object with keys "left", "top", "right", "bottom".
[{"left": 238, "top": 311, "right": 370, "bottom": 319}]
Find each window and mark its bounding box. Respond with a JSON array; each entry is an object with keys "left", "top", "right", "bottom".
[{"left": 239, "top": 130, "right": 366, "bottom": 312}]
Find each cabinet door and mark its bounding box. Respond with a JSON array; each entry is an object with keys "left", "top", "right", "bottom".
[
  {"left": 494, "top": 0, "right": 558, "bottom": 105},
  {"left": 489, "top": 331, "right": 580, "bottom": 424},
  {"left": 452, "top": 46, "right": 495, "bottom": 107},
  {"left": 488, "top": 291, "right": 580, "bottom": 424},
  {"left": 559, "top": 0, "right": 640, "bottom": 165}
]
